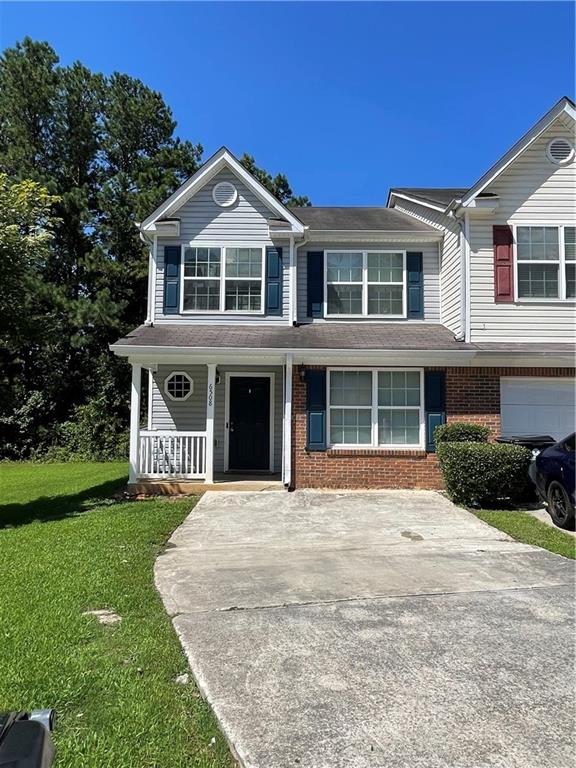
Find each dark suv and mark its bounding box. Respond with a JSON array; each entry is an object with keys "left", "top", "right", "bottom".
[{"left": 529, "top": 434, "right": 576, "bottom": 530}]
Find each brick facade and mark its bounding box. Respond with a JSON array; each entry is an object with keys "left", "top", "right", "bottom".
[{"left": 291, "top": 366, "right": 575, "bottom": 490}]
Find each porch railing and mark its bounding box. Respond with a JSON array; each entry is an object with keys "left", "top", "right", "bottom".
[{"left": 138, "top": 431, "right": 207, "bottom": 479}]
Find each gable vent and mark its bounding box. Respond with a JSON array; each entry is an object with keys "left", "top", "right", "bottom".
[
  {"left": 212, "top": 181, "right": 238, "bottom": 207},
  {"left": 546, "top": 138, "right": 574, "bottom": 165}
]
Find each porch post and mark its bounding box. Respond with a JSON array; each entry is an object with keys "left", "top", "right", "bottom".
[
  {"left": 283, "top": 353, "right": 293, "bottom": 487},
  {"left": 205, "top": 363, "right": 217, "bottom": 483},
  {"left": 128, "top": 363, "right": 142, "bottom": 484}
]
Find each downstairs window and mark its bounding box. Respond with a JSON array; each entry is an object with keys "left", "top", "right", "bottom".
[{"left": 327, "top": 369, "right": 424, "bottom": 448}]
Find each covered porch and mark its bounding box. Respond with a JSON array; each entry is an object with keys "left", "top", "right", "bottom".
[{"left": 126, "top": 354, "right": 294, "bottom": 488}]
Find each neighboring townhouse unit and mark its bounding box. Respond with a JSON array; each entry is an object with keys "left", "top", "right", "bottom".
[{"left": 111, "top": 96, "right": 576, "bottom": 491}]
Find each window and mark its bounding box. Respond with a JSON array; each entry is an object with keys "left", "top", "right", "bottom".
[
  {"left": 328, "top": 369, "right": 423, "bottom": 448},
  {"left": 164, "top": 372, "right": 193, "bottom": 401},
  {"left": 181, "top": 245, "right": 264, "bottom": 313},
  {"left": 516, "top": 225, "right": 575, "bottom": 301},
  {"left": 183, "top": 247, "right": 221, "bottom": 311},
  {"left": 565, "top": 227, "right": 575, "bottom": 299},
  {"left": 225, "top": 248, "right": 263, "bottom": 311},
  {"left": 325, "top": 250, "right": 406, "bottom": 317}
]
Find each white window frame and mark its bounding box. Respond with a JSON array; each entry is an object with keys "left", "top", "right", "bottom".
[
  {"left": 164, "top": 371, "right": 194, "bottom": 402},
  {"left": 513, "top": 223, "right": 575, "bottom": 303},
  {"left": 326, "top": 367, "right": 425, "bottom": 451},
  {"left": 324, "top": 250, "right": 407, "bottom": 319},
  {"left": 180, "top": 243, "right": 265, "bottom": 315}
]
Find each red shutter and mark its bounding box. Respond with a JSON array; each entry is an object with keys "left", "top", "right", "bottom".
[{"left": 493, "top": 225, "right": 514, "bottom": 303}]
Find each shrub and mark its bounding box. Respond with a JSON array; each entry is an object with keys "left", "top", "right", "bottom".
[
  {"left": 434, "top": 422, "right": 491, "bottom": 445},
  {"left": 35, "top": 396, "right": 129, "bottom": 463},
  {"left": 437, "top": 442, "right": 531, "bottom": 507}
]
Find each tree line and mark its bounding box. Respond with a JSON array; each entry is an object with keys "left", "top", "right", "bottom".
[{"left": 0, "top": 38, "right": 309, "bottom": 460}]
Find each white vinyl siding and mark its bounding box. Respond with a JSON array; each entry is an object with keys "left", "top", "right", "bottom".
[
  {"left": 468, "top": 119, "right": 576, "bottom": 342},
  {"left": 296, "top": 241, "right": 439, "bottom": 323},
  {"left": 392, "top": 199, "right": 462, "bottom": 334},
  {"left": 154, "top": 169, "right": 290, "bottom": 323}
]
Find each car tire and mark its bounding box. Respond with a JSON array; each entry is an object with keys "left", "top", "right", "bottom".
[{"left": 547, "top": 480, "right": 576, "bottom": 531}]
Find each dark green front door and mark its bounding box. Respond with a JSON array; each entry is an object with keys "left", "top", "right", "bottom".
[{"left": 228, "top": 377, "right": 271, "bottom": 472}]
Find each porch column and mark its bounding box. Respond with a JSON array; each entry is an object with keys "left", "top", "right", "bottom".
[
  {"left": 283, "top": 353, "right": 293, "bottom": 487},
  {"left": 205, "top": 363, "right": 217, "bottom": 483},
  {"left": 128, "top": 363, "right": 142, "bottom": 484}
]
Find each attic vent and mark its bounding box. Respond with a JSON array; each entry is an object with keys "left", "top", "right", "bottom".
[
  {"left": 546, "top": 138, "right": 574, "bottom": 165},
  {"left": 212, "top": 181, "right": 238, "bottom": 207}
]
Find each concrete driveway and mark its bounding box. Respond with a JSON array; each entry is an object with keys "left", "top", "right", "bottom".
[{"left": 156, "top": 490, "right": 575, "bottom": 768}]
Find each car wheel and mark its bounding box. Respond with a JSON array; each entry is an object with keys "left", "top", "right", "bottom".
[{"left": 547, "top": 480, "right": 576, "bottom": 531}]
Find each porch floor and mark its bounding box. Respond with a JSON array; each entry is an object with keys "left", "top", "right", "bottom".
[{"left": 127, "top": 473, "right": 284, "bottom": 496}]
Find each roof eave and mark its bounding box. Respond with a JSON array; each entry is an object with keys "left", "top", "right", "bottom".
[
  {"left": 460, "top": 97, "right": 576, "bottom": 207},
  {"left": 140, "top": 147, "right": 305, "bottom": 234}
]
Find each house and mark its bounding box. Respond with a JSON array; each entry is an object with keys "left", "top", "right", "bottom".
[{"left": 111, "top": 96, "right": 576, "bottom": 491}]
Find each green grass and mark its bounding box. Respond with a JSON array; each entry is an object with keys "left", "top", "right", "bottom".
[
  {"left": 476, "top": 509, "right": 576, "bottom": 560},
  {"left": 0, "top": 462, "right": 233, "bottom": 767}
]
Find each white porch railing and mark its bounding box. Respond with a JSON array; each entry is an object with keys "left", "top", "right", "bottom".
[{"left": 138, "top": 431, "right": 207, "bottom": 479}]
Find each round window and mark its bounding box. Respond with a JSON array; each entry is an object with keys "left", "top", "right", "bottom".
[
  {"left": 212, "top": 181, "right": 238, "bottom": 207},
  {"left": 546, "top": 138, "right": 574, "bottom": 165},
  {"left": 164, "top": 372, "right": 193, "bottom": 401}
]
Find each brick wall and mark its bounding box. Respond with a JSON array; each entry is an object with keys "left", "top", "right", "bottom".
[{"left": 291, "top": 366, "right": 575, "bottom": 490}]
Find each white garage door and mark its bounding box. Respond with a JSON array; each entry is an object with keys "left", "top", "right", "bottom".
[{"left": 500, "top": 378, "right": 576, "bottom": 440}]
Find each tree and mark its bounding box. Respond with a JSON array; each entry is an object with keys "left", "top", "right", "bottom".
[
  {"left": 0, "top": 174, "right": 59, "bottom": 457},
  {"left": 0, "top": 37, "right": 310, "bottom": 459},
  {"left": 239, "top": 153, "right": 310, "bottom": 207}
]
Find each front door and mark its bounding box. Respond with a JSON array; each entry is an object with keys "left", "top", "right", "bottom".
[{"left": 228, "top": 376, "right": 271, "bottom": 472}]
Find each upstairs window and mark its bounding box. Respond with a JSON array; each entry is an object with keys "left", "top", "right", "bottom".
[
  {"left": 325, "top": 251, "right": 406, "bottom": 317},
  {"left": 181, "top": 245, "right": 264, "bottom": 313},
  {"left": 516, "top": 225, "right": 575, "bottom": 301}
]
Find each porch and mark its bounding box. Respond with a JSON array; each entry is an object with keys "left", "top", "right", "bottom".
[{"left": 128, "top": 358, "right": 293, "bottom": 488}]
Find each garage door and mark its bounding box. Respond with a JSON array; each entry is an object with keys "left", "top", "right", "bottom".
[{"left": 500, "top": 378, "right": 576, "bottom": 440}]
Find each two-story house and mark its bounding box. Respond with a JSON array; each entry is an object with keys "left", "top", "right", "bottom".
[{"left": 111, "top": 96, "right": 576, "bottom": 491}]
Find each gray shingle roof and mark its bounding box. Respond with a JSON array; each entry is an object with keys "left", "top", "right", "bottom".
[
  {"left": 111, "top": 324, "right": 575, "bottom": 355},
  {"left": 289, "top": 207, "right": 436, "bottom": 232},
  {"left": 390, "top": 188, "right": 498, "bottom": 208}
]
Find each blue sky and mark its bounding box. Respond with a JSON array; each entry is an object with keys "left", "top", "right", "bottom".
[{"left": 1, "top": 1, "right": 574, "bottom": 205}]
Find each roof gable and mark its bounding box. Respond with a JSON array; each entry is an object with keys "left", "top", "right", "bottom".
[
  {"left": 141, "top": 147, "right": 304, "bottom": 233},
  {"left": 387, "top": 97, "right": 575, "bottom": 214},
  {"left": 458, "top": 96, "right": 575, "bottom": 208}
]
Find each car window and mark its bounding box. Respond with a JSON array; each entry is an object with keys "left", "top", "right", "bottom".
[{"left": 562, "top": 434, "right": 576, "bottom": 452}]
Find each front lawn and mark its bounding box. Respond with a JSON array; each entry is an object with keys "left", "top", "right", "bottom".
[
  {"left": 0, "top": 462, "right": 233, "bottom": 767},
  {"left": 475, "top": 508, "right": 576, "bottom": 560}
]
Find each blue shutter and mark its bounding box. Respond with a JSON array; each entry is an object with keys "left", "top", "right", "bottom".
[
  {"left": 307, "top": 251, "right": 324, "bottom": 318},
  {"left": 407, "top": 252, "right": 423, "bottom": 319},
  {"left": 265, "top": 246, "right": 283, "bottom": 316},
  {"left": 424, "top": 370, "right": 446, "bottom": 452},
  {"left": 163, "top": 246, "right": 181, "bottom": 314},
  {"left": 306, "top": 369, "right": 326, "bottom": 451}
]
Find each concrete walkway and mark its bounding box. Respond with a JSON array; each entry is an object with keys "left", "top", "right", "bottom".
[{"left": 155, "top": 490, "right": 576, "bottom": 768}]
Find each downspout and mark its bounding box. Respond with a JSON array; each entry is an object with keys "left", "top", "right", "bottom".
[
  {"left": 141, "top": 230, "right": 156, "bottom": 326},
  {"left": 454, "top": 208, "right": 471, "bottom": 343},
  {"left": 292, "top": 231, "right": 309, "bottom": 325},
  {"left": 463, "top": 212, "right": 472, "bottom": 343}
]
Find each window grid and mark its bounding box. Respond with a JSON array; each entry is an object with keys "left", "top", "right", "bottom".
[
  {"left": 325, "top": 251, "right": 407, "bottom": 318},
  {"left": 327, "top": 368, "right": 424, "bottom": 449},
  {"left": 515, "top": 225, "right": 575, "bottom": 301},
  {"left": 180, "top": 244, "right": 264, "bottom": 313},
  {"left": 164, "top": 372, "right": 193, "bottom": 401}
]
